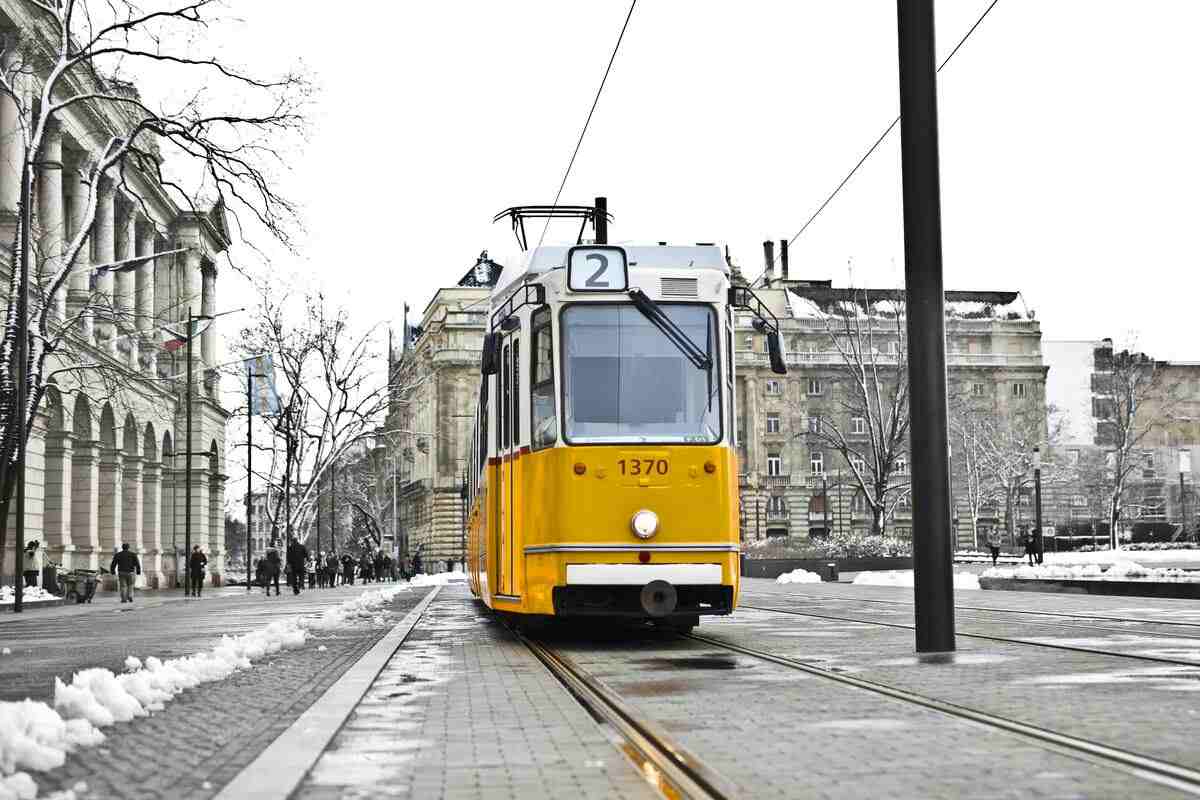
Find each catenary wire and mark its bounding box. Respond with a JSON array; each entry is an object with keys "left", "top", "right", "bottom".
[
  {"left": 534, "top": 0, "right": 637, "bottom": 253},
  {"left": 750, "top": 0, "right": 1002, "bottom": 287}
]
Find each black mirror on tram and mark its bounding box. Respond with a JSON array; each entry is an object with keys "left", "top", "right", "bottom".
[
  {"left": 481, "top": 333, "right": 499, "bottom": 376},
  {"left": 767, "top": 331, "right": 787, "bottom": 375}
]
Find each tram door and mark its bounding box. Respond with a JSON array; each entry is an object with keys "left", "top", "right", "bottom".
[{"left": 496, "top": 336, "right": 519, "bottom": 597}]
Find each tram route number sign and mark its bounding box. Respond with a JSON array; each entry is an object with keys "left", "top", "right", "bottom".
[{"left": 567, "top": 245, "right": 628, "bottom": 292}]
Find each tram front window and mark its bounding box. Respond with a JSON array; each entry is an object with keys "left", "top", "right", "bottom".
[{"left": 562, "top": 304, "right": 721, "bottom": 444}]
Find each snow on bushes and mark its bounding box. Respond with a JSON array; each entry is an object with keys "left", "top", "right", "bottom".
[
  {"left": 982, "top": 561, "right": 1200, "bottom": 582},
  {"left": 853, "top": 570, "right": 982, "bottom": 590},
  {"left": 775, "top": 568, "right": 823, "bottom": 585},
  {"left": 0, "top": 583, "right": 412, "bottom": 798}
]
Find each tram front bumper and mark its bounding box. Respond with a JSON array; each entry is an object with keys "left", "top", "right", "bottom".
[{"left": 554, "top": 563, "right": 733, "bottom": 618}]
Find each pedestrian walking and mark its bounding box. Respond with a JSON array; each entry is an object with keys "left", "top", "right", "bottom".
[
  {"left": 188, "top": 545, "right": 207, "bottom": 597},
  {"left": 359, "top": 552, "right": 373, "bottom": 584},
  {"left": 111, "top": 543, "right": 142, "bottom": 603},
  {"left": 341, "top": 552, "right": 355, "bottom": 585},
  {"left": 986, "top": 530, "right": 1002, "bottom": 567},
  {"left": 1034, "top": 527, "right": 1045, "bottom": 565},
  {"left": 287, "top": 540, "right": 308, "bottom": 595},
  {"left": 23, "top": 540, "right": 43, "bottom": 588},
  {"left": 255, "top": 557, "right": 266, "bottom": 588},
  {"left": 305, "top": 555, "right": 316, "bottom": 589},
  {"left": 411, "top": 551, "right": 423, "bottom": 578},
  {"left": 265, "top": 544, "right": 282, "bottom": 596}
]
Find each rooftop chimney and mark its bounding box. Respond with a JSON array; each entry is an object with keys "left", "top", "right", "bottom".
[
  {"left": 762, "top": 240, "right": 775, "bottom": 282},
  {"left": 779, "top": 239, "right": 789, "bottom": 281}
]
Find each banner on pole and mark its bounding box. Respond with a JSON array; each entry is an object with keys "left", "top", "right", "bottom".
[{"left": 246, "top": 354, "right": 281, "bottom": 416}]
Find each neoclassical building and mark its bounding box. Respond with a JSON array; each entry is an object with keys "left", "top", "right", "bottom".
[{"left": 2, "top": 9, "right": 229, "bottom": 587}]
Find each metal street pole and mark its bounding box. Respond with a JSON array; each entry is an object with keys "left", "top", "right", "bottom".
[
  {"left": 822, "top": 474, "right": 830, "bottom": 535},
  {"left": 246, "top": 364, "right": 252, "bottom": 591},
  {"left": 1033, "top": 448, "right": 1044, "bottom": 565},
  {"left": 594, "top": 196, "right": 607, "bottom": 244},
  {"left": 896, "top": 0, "right": 955, "bottom": 653},
  {"left": 184, "top": 306, "right": 194, "bottom": 594},
  {"left": 12, "top": 157, "right": 32, "bottom": 613}
]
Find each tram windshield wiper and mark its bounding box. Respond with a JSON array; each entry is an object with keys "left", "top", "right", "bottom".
[{"left": 626, "top": 289, "right": 713, "bottom": 371}]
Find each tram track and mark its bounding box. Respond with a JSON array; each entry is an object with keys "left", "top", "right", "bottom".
[
  {"left": 515, "top": 628, "right": 738, "bottom": 800},
  {"left": 686, "top": 630, "right": 1200, "bottom": 797},
  {"left": 741, "top": 603, "right": 1200, "bottom": 668}
]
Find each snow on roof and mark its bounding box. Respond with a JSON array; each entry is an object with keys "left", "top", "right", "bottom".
[{"left": 491, "top": 243, "right": 728, "bottom": 297}]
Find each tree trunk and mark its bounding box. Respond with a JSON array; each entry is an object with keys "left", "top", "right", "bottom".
[{"left": 873, "top": 506, "right": 885, "bottom": 536}]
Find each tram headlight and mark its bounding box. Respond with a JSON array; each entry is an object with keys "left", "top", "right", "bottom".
[{"left": 631, "top": 509, "right": 659, "bottom": 539}]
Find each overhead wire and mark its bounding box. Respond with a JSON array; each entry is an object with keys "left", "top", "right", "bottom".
[
  {"left": 534, "top": 0, "right": 637, "bottom": 253},
  {"left": 751, "top": 0, "right": 1002, "bottom": 287}
]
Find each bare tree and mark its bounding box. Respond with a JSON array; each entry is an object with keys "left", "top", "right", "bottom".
[
  {"left": 0, "top": 0, "right": 308, "bottom": 570},
  {"left": 1094, "top": 343, "right": 1182, "bottom": 548},
  {"left": 798, "top": 291, "right": 911, "bottom": 535},
  {"left": 236, "top": 287, "right": 389, "bottom": 548}
]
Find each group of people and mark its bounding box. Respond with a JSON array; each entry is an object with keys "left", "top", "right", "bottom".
[
  {"left": 253, "top": 542, "right": 421, "bottom": 597},
  {"left": 984, "top": 528, "right": 1045, "bottom": 566}
]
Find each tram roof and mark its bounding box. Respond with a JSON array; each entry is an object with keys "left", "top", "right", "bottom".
[{"left": 492, "top": 243, "right": 728, "bottom": 297}]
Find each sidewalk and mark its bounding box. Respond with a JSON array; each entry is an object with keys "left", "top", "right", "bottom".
[{"left": 1, "top": 582, "right": 433, "bottom": 800}]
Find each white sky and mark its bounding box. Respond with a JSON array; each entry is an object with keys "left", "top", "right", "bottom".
[{"left": 205, "top": 0, "right": 1200, "bottom": 363}]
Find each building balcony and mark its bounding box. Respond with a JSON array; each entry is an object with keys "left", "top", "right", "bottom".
[
  {"left": 762, "top": 474, "right": 792, "bottom": 488},
  {"left": 766, "top": 510, "right": 791, "bottom": 522},
  {"left": 738, "top": 473, "right": 752, "bottom": 488},
  {"left": 432, "top": 348, "right": 483, "bottom": 366},
  {"left": 736, "top": 350, "right": 1042, "bottom": 370}
]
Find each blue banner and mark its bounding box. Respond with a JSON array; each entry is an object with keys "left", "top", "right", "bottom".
[{"left": 246, "top": 354, "right": 281, "bottom": 416}]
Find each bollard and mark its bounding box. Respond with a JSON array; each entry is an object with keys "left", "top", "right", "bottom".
[{"left": 824, "top": 562, "right": 839, "bottom": 582}]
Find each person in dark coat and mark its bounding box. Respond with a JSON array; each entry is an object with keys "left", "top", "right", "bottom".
[
  {"left": 287, "top": 540, "right": 308, "bottom": 595},
  {"left": 265, "top": 545, "right": 282, "bottom": 596},
  {"left": 111, "top": 543, "right": 142, "bottom": 603},
  {"left": 341, "top": 553, "right": 356, "bottom": 585},
  {"left": 359, "top": 552, "right": 373, "bottom": 584},
  {"left": 187, "top": 545, "right": 207, "bottom": 597},
  {"left": 1021, "top": 528, "right": 1036, "bottom": 566},
  {"left": 255, "top": 557, "right": 266, "bottom": 588},
  {"left": 410, "top": 551, "right": 423, "bottom": 578},
  {"left": 326, "top": 551, "right": 339, "bottom": 587}
]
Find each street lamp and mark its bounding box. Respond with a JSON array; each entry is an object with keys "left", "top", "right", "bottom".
[{"left": 1033, "top": 447, "right": 1044, "bottom": 565}]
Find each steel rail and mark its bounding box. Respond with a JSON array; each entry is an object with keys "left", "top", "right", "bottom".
[
  {"left": 517, "top": 630, "right": 736, "bottom": 800},
  {"left": 741, "top": 604, "right": 1200, "bottom": 668},
  {"left": 741, "top": 589, "right": 1200, "bottom": 629},
  {"left": 689, "top": 632, "right": 1200, "bottom": 797}
]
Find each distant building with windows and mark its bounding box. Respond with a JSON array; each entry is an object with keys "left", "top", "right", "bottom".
[{"left": 736, "top": 250, "right": 1047, "bottom": 549}]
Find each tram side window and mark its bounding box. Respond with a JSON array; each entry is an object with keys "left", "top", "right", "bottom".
[
  {"left": 530, "top": 311, "right": 557, "bottom": 450},
  {"left": 502, "top": 347, "right": 510, "bottom": 450},
  {"left": 513, "top": 341, "right": 520, "bottom": 446},
  {"left": 478, "top": 376, "right": 489, "bottom": 475}
]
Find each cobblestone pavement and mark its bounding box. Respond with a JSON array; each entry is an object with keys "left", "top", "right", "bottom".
[
  {"left": 294, "top": 585, "right": 659, "bottom": 800},
  {"left": 1, "top": 582, "right": 432, "bottom": 800}
]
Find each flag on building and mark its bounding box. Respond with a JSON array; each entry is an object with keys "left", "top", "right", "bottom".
[
  {"left": 246, "top": 354, "right": 281, "bottom": 416},
  {"left": 163, "top": 332, "right": 187, "bottom": 352}
]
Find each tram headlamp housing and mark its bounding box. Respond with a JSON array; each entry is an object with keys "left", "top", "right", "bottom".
[{"left": 631, "top": 509, "right": 659, "bottom": 539}]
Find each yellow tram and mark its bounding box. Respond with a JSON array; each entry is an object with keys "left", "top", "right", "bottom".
[{"left": 466, "top": 219, "right": 785, "bottom": 630}]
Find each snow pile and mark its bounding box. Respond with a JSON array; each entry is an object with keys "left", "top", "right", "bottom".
[
  {"left": 775, "top": 568, "right": 823, "bottom": 585},
  {"left": 982, "top": 561, "right": 1200, "bottom": 582},
  {"left": 409, "top": 571, "right": 467, "bottom": 587},
  {"left": 852, "top": 570, "right": 982, "bottom": 591},
  {"left": 0, "top": 587, "right": 58, "bottom": 605},
  {"left": 1, "top": 585, "right": 409, "bottom": 798},
  {"left": 1044, "top": 549, "right": 1200, "bottom": 566}
]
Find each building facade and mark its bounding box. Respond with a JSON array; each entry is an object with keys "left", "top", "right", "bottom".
[
  {"left": 736, "top": 271, "right": 1047, "bottom": 549},
  {"left": 2, "top": 5, "right": 230, "bottom": 586},
  {"left": 384, "top": 255, "right": 498, "bottom": 568}
]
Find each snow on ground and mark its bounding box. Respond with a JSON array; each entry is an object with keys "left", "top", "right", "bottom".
[
  {"left": 1043, "top": 549, "right": 1200, "bottom": 566},
  {"left": 852, "top": 570, "right": 982, "bottom": 591},
  {"left": 775, "top": 568, "right": 823, "bottom": 585},
  {"left": 982, "top": 561, "right": 1200, "bottom": 582},
  {"left": 408, "top": 571, "right": 468, "bottom": 587},
  {"left": 0, "top": 584, "right": 413, "bottom": 799},
  {"left": 0, "top": 588, "right": 58, "bottom": 605}
]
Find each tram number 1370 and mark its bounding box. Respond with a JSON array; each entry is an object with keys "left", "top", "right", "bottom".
[{"left": 617, "top": 458, "right": 669, "bottom": 476}]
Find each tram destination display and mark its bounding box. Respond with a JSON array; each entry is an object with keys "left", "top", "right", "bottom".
[{"left": 567, "top": 245, "right": 628, "bottom": 292}]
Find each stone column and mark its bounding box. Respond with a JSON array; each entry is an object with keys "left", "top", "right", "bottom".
[
  {"left": 93, "top": 178, "right": 117, "bottom": 353},
  {"left": 115, "top": 200, "right": 137, "bottom": 327},
  {"left": 135, "top": 224, "right": 156, "bottom": 375},
  {"left": 0, "top": 47, "right": 24, "bottom": 242},
  {"left": 121, "top": 454, "right": 144, "bottom": 586},
  {"left": 70, "top": 440, "right": 101, "bottom": 570},
  {"left": 209, "top": 472, "right": 226, "bottom": 586},
  {"left": 36, "top": 120, "right": 66, "bottom": 322},
  {"left": 182, "top": 248, "right": 203, "bottom": 384},
  {"left": 201, "top": 263, "right": 218, "bottom": 395},
  {"left": 43, "top": 432, "right": 75, "bottom": 569},
  {"left": 160, "top": 465, "right": 178, "bottom": 587},
  {"left": 186, "top": 467, "right": 211, "bottom": 566},
  {"left": 141, "top": 460, "right": 163, "bottom": 587},
  {"left": 65, "top": 159, "right": 92, "bottom": 340},
  {"left": 97, "top": 449, "right": 123, "bottom": 559}
]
